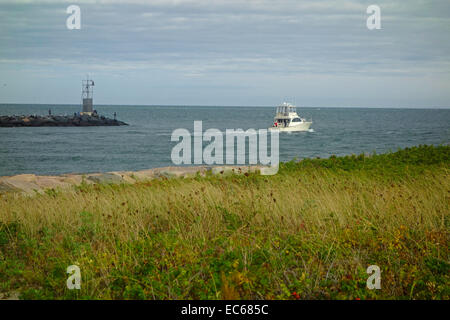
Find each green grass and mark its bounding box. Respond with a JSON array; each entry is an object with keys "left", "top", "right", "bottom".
[{"left": 0, "top": 145, "right": 449, "bottom": 300}]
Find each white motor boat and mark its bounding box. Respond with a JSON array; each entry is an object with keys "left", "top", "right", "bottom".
[{"left": 268, "top": 102, "right": 312, "bottom": 132}]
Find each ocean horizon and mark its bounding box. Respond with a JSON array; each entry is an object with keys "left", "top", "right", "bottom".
[{"left": 2, "top": 103, "right": 450, "bottom": 109}]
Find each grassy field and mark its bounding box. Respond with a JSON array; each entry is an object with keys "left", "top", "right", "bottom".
[{"left": 0, "top": 145, "right": 449, "bottom": 300}]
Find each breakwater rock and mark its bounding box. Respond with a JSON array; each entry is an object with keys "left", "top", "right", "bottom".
[
  {"left": 0, "top": 165, "right": 269, "bottom": 195},
  {"left": 0, "top": 114, "right": 128, "bottom": 127}
]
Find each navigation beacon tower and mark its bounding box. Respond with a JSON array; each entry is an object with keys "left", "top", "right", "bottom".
[{"left": 81, "top": 76, "right": 95, "bottom": 115}]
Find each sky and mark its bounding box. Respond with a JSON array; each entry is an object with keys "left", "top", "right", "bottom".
[{"left": 0, "top": 0, "right": 449, "bottom": 107}]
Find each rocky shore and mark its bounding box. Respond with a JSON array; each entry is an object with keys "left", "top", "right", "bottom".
[
  {"left": 0, "top": 165, "right": 267, "bottom": 194},
  {"left": 0, "top": 114, "right": 128, "bottom": 127}
]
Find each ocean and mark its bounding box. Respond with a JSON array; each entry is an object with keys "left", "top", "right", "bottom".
[{"left": 0, "top": 104, "right": 449, "bottom": 176}]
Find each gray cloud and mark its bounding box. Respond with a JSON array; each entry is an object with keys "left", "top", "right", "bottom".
[{"left": 0, "top": 0, "right": 449, "bottom": 106}]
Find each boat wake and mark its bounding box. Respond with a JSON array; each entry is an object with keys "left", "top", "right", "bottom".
[{"left": 285, "top": 128, "right": 315, "bottom": 135}]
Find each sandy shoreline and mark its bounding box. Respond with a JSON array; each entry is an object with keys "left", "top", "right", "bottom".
[{"left": 0, "top": 165, "right": 266, "bottom": 194}]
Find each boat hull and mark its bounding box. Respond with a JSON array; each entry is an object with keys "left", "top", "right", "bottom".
[{"left": 268, "top": 121, "right": 312, "bottom": 132}]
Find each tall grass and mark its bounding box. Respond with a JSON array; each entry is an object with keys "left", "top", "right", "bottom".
[{"left": 0, "top": 145, "right": 448, "bottom": 299}]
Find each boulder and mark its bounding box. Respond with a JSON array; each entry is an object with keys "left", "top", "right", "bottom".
[{"left": 87, "top": 173, "right": 124, "bottom": 184}]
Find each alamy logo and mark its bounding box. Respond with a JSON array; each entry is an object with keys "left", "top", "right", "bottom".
[
  {"left": 366, "top": 265, "right": 381, "bottom": 289},
  {"left": 366, "top": 5, "right": 381, "bottom": 30},
  {"left": 171, "top": 121, "right": 279, "bottom": 175},
  {"left": 66, "top": 265, "right": 81, "bottom": 290},
  {"left": 66, "top": 5, "right": 81, "bottom": 30}
]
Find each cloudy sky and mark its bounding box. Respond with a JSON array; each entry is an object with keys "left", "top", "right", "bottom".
[{"left": 0, "top": 0, "right": 449, "bottom": 107}]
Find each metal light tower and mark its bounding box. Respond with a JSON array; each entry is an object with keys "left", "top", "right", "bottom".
[{"left": 82, "top": 76, "right": 95, "bottom": 114}]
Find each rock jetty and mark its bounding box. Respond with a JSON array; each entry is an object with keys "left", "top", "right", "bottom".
[
  {"left": 0, "top": 114, "right": 128, "bottom": 127},
  {"left": 0, "top": 165, "right": 269, "bottom": 195}
]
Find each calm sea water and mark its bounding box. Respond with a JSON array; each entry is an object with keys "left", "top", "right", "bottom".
[{"left": 0, "top": 104, "right": 449, "bottom": 176}]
